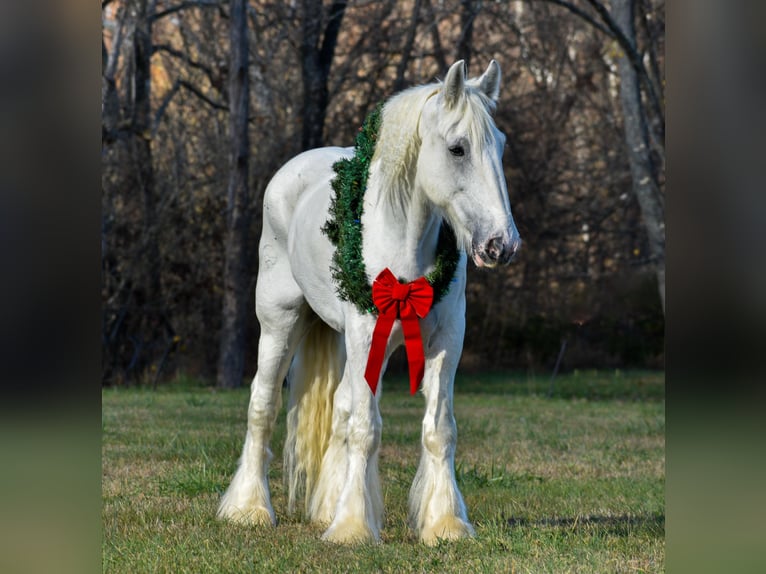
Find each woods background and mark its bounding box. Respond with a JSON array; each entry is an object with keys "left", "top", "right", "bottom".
[{"left": 101, "top": 0, "right": 665, "bottom": 387}]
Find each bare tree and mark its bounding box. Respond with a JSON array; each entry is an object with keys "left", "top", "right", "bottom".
[
  {"left": 527, "top": 0, "right": 665, "bottom": 312},
  {"left": 132, "top": 0, "right": 163, "bottom": 314},
  {"left": 102, "top": 0, "right": 228, "bottom": 383},
  {"left": 101, "top": 0, "right": 170, "bottom": 382},
  {"left": 611, "top": 0, "right": 664, "bottom": 311},
  {"left": 217, "top": 0, "right": 253, "bottom": 388},
  {"left": 455, "top": 0, "right": 479, "bottom": 70}
]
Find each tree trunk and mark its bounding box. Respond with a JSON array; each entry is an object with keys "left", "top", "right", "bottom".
[
  {"left": 422, "top": 0, "right": 448, "bottom": 76},
  {"left": 132, "top": 0, "right": 164, "bottom": 339},
  {"left": 612, "top": 0, "right": 665, "bottom": 313},
  {"left": 300, "top": 0, "right": 347, "bottom": 150},
  {"left": 393, "top": 0, "right": 422, "bottom": 91},
  {"left": 456, "top": 0, "right": 478, "bottom": 71},
  {"left": 102, "top": 1, "right": 126, "bottom": 143},
  {"left": 217, "top": 0, "right": 252, "bottom": 388}
]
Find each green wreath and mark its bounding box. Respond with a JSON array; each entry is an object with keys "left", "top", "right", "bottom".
[{"left": 322, "top": 102, "right": 461, "bottom": 315}]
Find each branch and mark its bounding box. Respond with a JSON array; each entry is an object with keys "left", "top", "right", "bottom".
[
  {"left": 179, "top": 79, "right": 228, "bottom": 111},
  {"left": 151, "top": 0, "right": 222, "bottom": 22},
  {"left": 581, "top": 0, "right": 664, "bottom": 130},
  {"left": 534, "top": 0, "right": 613, "bottom": 37},
  {"left": 156, "top": 78, "right": 268, "bottom": 128},
  {"left": 153, "top": 79, "right": 181, "bottom": 137},
  {"left": 153, "top": 43, "right": 220, "bottom": 84},
  {"left": 319, "top": 0, "right": 348, "bottom": 77}
]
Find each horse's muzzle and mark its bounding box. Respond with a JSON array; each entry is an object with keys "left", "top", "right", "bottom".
[{"left": 473, "top": 234, "right": 522, "bottom": 268}]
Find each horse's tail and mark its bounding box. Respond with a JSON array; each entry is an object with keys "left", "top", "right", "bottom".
[{"left": 283, "top": 320, "right": 345, "bottom": 517}]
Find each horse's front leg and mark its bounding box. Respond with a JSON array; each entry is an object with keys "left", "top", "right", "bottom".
[
  {"left": 409, "top": 312, "right": 475, "bottom": 545},
  {"left": 321, "top": 319, "right": 384, "bottom": 544}
]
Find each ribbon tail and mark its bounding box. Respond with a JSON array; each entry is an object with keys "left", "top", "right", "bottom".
[
  {"left": 400, "top": 309, "right": 426, "bottom": 395},
  {"left": 364, "top": 312, "right": 396, "bottom": 395}
]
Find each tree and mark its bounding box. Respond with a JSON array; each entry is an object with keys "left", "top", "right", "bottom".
[
  {"left": 456, "top": 0, "right": 479, "bottom": 70},
  {"left": 102, "top": 0, "right": 173, "bottom": 384},
  {"left": 393, "top": 0, "right": 423, "bottom": 92},
  {"left": 300, "top": 0, "right": 348, "bottom": 150},
  {"left": 534, "top": 0, "right": 665, "bottom": 312},
  {"left": 217, "top": 0, "right": 253, "bottom": 388},
  {"left": 611, "top": 0, "right": 665, "bottom": 311},
  {"left": 132, "top": 0, "right": 163, "bottom": 317}
]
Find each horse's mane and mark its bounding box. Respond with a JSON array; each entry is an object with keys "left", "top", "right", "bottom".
[{"left": 371, "top": 79, "right": 498, "bottom": 214}]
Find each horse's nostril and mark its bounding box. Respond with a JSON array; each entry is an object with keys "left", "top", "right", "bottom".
[{"left": 486, "top": 236, "right": 503, "bottom": 259}]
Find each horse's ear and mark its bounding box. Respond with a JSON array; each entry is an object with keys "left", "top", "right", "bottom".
[
  {"left": 477, "top": 60, "right": 501, "bottom": 102},
  {"left": 443, "top": 60, "right": 467, "bottom": 109}
]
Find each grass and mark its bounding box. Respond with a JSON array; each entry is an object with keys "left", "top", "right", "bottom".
[{"left": 102, "top": 370, "right": 664, "bottom": 573}]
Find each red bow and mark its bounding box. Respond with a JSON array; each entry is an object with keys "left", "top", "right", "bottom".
[{"left": 364, "top": 268, "right": 434, "bottom": 395}]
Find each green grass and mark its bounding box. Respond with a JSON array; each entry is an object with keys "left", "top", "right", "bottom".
[{"left": 103, "top": 371, "right": 664, "bottom": 573}]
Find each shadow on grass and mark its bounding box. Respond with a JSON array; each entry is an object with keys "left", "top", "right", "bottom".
[{"left": 505, "top": 513, "right": 665, "bottom": 537}]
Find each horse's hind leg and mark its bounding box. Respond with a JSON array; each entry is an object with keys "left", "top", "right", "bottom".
[{"left": 217, "top": 267, "right": 313, "bottom": 526}]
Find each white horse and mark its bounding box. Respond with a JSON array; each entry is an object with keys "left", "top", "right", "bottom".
[{"left": 217, "top": 60, "right": 521, "bottom": 545}]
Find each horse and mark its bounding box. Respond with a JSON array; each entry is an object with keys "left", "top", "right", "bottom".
[{"left": 217, "top": 60, "right": 521, "bottom": 545}]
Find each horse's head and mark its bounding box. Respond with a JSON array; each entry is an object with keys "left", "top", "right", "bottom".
[{"left": 417, "top": 60, "right": 521, "bottom": 268}]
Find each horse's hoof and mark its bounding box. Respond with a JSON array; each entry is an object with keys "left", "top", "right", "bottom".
[
  {"left": 217, "top": 503, "right": 276, "bottom": 527},
  {"left": 420, "top": 515, "right": 475, "bottom": 546},
  {"left": 321, "top": 518, "right": 378, "bottom": 545}
]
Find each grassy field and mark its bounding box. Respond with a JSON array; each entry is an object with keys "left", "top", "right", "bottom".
[{"left": 102, "top": 370, "right": 665, "bottom": 573}]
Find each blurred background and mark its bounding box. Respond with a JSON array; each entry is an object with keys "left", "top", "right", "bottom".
[{"left": 100, "top": 0, "right": 665, "bottom": 387}]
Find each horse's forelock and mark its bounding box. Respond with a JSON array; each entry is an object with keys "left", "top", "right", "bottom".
[
  {"left": 438, "top": 86, "right": 497, "bottom": 148},
  {"left": 372, "top": 82, "right": 497, "bottom": 213}
]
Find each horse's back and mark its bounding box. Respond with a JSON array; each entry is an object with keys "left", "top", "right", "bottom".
[{"left": 262, "top": 146, "right": 353, "bottom": 245}]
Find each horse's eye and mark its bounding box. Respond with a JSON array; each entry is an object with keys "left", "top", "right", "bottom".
[{"left": 448, "top": 145, "right": 465, "bottom": 157}]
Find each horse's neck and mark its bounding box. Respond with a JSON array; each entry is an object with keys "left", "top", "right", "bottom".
[{"left": 361, "top": 166, "right": 441, "bottom": 281}]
